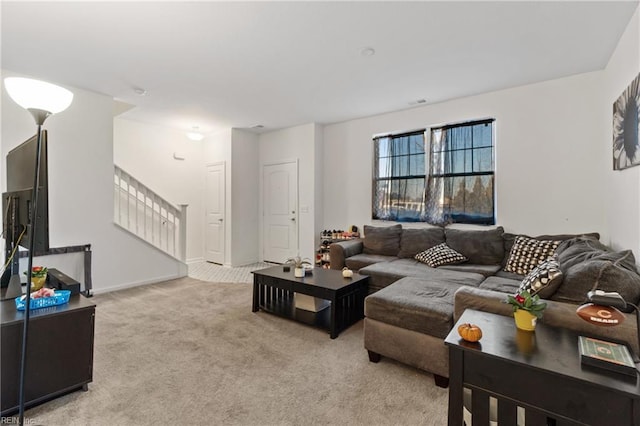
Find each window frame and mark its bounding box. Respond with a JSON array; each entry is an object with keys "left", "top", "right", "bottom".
[
  {"left": 371, "top": 129, "right": 427, "bottom": 222},
  {"left": 428, "top": 118, "right": 496, "bottom": 225},
  {"left": 371, "top": 119, "right": 496, "bottom": 225}
]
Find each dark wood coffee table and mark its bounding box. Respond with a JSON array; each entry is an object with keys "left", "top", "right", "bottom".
[
  {"left": 252, "top": 266, "right": 369, "bottom": 339},
  {"left": 445, "top": 309, "right": 640, "bottom": 426}
]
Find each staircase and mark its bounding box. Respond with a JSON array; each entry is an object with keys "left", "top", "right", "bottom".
[{"left": 113, "top": 165, "right": 187, "bottom": 261}]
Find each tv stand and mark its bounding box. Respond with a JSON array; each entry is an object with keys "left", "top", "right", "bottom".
[{"left": 0, "top": 291, "right": 95, "bottom": 415}]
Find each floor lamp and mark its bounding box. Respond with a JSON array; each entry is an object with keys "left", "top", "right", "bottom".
[{"left": 4, "top": 77, "right": 73, "bottom": 425}]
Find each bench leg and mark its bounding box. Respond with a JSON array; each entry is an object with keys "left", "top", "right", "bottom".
[
  {"left": 367, "top": 350, "right": 381, "bottom": 363},
  {"left": 434, "top": 374, "right": 449, "bottom": 388}
]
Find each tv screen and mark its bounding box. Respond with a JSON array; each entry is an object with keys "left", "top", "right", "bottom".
[{"left": 2, "top": 130, "right": 49, "bottom": 253}]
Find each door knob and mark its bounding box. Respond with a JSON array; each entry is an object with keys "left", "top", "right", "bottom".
[
  {"left": 218, "top": 218, "right": 224, "bottom": 222},
  {"left": 291, "top": 217, "right": 296, "bottom": 222}
]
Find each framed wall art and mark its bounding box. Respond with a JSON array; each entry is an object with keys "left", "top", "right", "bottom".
[{"left": 613, "top": 71, "right": 640, "bottom": 170}]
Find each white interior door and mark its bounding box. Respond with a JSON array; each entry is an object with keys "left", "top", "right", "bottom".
[
  {"left": 205, "top": 163, "right": 225, "bottom": 264},
  {"left": 263, "top": 161, "right": 298, "bottom": 263}
]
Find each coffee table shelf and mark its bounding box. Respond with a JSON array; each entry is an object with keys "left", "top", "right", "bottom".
[
  {"left": 259, "top": 295, "right": 331, "bottom": 329},
  {"left": 252, "top": 266, "right": 369, "bottom": 339}
]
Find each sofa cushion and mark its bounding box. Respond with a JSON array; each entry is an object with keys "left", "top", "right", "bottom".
[
  {"left": 518, "top": 254, "right": 563, "bottom": 299},
  {"left": 504, "top": 236, "right": 560, "bottom": 275},
  {"left": 494, "top": 270, "right": 525, "bottom": 280},
  {"left": 502, "top": 232, "right": 600, "bottom": 267},
  {"left": 478, "top": 276, "right": 522, "bottom": 294},
  {"left": 359, "top": 258, "right": 485, "bottom": 293},
  {"left": 363, "top": 224, "right": 402, "bottom": 256},
  {"left": 554, "top": 236, "right": 612, "bottom": 270},
  {"left": 445, "top": 226, "right": 505, "bottom": 265},
  {"left": 345, "top": 253, "right": 398, "bottom": 271},
  {"left": 440, "top": 264, "right": 502, "bottom": 277},
  {"left": 552, "top": 237, "right": 640, "bottom": 311},
  {"left": 365, "top": 277, "right": 466, "bottom": 338},
  {"left": 398, "top": 227, "right": 445, "bottom": 258},
  {"left": 415, "top": 243, "right": 467, "bottom": 267}
]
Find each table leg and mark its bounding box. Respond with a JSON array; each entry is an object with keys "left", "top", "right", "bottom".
[
  {"left": 330, "top": 295, "right": 338, "bottom": 339},
  {"left": 252, "top": 279, "right": 259, "bottom": 312},
  {"left": 448, "top": 347, "right": 464, "bottom": 426}
]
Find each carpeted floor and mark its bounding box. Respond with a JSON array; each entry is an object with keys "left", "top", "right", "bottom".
[{"left": 22, "top": 277, "right": 448, "bottom": 425}]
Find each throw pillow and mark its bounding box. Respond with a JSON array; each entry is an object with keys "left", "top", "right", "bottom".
[
  {"left": 504, "top": 236, "right": 561, "bottom": 276},
  {"left": 518, "top": 255, "right": 563, "bottom": 298},
  {"left": 501, "top": 232, "right": 600, "bottom": 267},
  {"left": 415, "top": 243, "right": 468, "bottom": 268}
]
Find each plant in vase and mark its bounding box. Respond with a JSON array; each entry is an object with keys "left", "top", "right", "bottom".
[
  {"left": 25, "top": 266, "right": 48, "bottom": 291},
  {"left": 505, "top": 289, "right": 547, "bottom": 331},
  {"left": 285, "top": 256, "right": 312, "bottom": 278}
]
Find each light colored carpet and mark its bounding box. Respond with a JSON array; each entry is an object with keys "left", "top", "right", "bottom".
[{"left": 23, "top": 277, "right": 448, "bottom": 425}]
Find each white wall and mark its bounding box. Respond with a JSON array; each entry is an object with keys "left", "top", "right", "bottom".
[
  {"left": 259, "top": 123, "right": 320, "bottom": 261},
  {"left": 603, "top": 6, "right": 640, "bottom": 261},
  {"left": 203, "top": 129, "right": 259, "bottom": 266},
  {"left": 323, "top": 71, "right": 606, "bottom": 239},
  {"left": 230, "top": 129, "right": 259, "bottom": 266},
  {"left": 313, "top": 123, "right": 324, "bottom": 249},
  {"left": 113, "top": 118, "right": 205, "bottom": 263},
  {"left": 1, "top": 71, "right": 185, "bottom": 293}
]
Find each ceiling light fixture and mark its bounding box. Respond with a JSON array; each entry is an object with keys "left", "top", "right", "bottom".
[
  {"left": 134, "top": 88, "right": 147, "bottom": 96},
  {"left": 359, "top": 47, "right": 376, "bottom": 57},
  {"left": 186, "top": 126, "right": 204, "bottom": 141}
]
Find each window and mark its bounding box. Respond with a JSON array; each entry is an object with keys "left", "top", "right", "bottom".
[
  {"left": 372, "top": 130, "right": 426, "bottom": 222},
  {"left": 372, "top": 119, "right": 495, "bottom": 225}
]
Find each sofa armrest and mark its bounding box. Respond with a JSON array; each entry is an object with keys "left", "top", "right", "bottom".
[
  {"left": 329, "top": 239, "right": 364, "bottom": 270},
  {"left": 454, "top": 286, "right": 513, "bottom": 320},
  {"left": 454, "top": 286, "right": 639, "bottom": 355}
]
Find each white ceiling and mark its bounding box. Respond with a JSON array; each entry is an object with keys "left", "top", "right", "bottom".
[{"left": 1, "top": 1, "right": 638, "bottom": 135}]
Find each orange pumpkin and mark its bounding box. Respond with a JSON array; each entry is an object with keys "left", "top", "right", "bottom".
[{"left": 458, "top": 323, "right": 483, "bottom": 342}]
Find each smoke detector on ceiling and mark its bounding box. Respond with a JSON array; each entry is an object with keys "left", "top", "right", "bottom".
[
  {"left": 408, "top": 99, "right": 427, "bottom": 106},
  {"left": 359, "top": 47, "right": 376, "bottom": 57},
  {"left": 133, "top": 88, "right": 147, "bottom": 96}
]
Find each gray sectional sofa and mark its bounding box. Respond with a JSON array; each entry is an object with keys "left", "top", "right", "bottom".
[{"left": 330, "top": 224, "right": 640, "bottom": 387}]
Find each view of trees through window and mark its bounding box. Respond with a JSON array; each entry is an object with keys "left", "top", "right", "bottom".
[{"left": 373, "top": 119, "right": 495, "bottom": 225}]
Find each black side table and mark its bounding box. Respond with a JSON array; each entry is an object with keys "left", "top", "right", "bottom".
[{"left": 445, "top": 309, "right": 640, "bottom": 426}]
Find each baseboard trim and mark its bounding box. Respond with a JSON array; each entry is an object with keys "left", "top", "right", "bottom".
[
  {"left": 91, "top": 273, "right": 185, "bottom": 295},
  {"left": 187, "top": 257, "right": 205, "bottom": 265}
]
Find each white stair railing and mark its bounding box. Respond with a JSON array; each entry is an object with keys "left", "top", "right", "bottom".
[{"left": 113, "top": 165, "right": 187, "bottom": 261}]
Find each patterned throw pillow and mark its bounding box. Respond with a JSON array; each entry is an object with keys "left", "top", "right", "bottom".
[
  {"left": 415, "top": 243, "right": 468, "bottom": 268},
  {"left": 519, "top": 254, "right": 564, "bottom": 298},
  {"left": 505, "top": 236, "right": 561, "bottom": 275}
]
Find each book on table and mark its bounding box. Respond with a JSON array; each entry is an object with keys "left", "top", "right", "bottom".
[{"left": 578, "top": 336, "right": 637, "bottom": 377}]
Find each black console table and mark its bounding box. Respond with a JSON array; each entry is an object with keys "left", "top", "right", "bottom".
[
  {"left": 1, "top": 293, "right": 95, "bottom": 415},
  {"left": 445, "top": 309, "right": 640, "bottom": 426}
]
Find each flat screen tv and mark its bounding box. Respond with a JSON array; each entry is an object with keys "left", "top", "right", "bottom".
[{"left": 2, "top": 130, "right": 49, "bottom": 253}]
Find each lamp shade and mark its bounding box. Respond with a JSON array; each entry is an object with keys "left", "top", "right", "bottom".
[{"left": 4, "top": 77, "right": 73, "bottom": 114}]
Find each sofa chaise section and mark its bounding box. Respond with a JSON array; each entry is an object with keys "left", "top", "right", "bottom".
[{"left": 336, "top": 224, "right": 640, "bottom": 388}]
